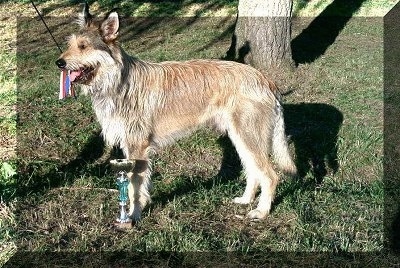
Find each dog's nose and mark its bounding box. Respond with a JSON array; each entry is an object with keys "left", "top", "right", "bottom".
[{"left": 55, "top": 58, "right": 66, "bottom": 68}]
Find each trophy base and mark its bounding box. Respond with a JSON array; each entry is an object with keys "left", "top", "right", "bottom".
[
  {"left": 113, "top": 219, "right": 133, "bottom": 229},
  {"left": 110, "top": 159, "right": 135, "bottom": 172}
]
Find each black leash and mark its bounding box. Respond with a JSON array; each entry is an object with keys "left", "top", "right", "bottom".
[{"left": 30, "top": 0, "right": 63, "bottom": 53}]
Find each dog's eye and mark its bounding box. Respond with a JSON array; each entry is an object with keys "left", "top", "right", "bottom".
[{"left": 78, "top": 42, "right": 87, "bottom": 50}]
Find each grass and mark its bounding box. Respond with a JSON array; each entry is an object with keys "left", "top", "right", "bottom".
[{"left": 0, "top": 0, "right": 396, "bottom": 266}]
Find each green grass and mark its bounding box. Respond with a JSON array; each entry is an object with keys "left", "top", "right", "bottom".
[{"left": 0, "top": 0, "right": 393, "bottom": 266}]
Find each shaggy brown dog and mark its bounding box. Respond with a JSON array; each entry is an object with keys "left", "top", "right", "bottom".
[{"left": 56, "top": 4, "right": 296, "bottom": 221}]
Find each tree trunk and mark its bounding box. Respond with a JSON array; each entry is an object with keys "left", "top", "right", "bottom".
[{"left": 230, "top": 0, "right": 294, "bottom": 71}]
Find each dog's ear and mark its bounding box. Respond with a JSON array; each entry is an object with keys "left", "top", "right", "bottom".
[
  {"left": 100, "top": 10, "right": 119, "bottom": 42},
  {"left": 77, "top": 2, "right": 93, "bottom": 28}
]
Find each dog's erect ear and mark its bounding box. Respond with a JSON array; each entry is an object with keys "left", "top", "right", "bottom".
[
  {"left": 100, "top": 10, "right": 119, "bottom": 42},
  {"left": 77, "top": 2, "right": 93, "bottom": 28}
]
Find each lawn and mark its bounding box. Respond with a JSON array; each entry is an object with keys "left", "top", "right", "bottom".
[{"left": 0, "top": 0, "right": 398, "bottom": 266}]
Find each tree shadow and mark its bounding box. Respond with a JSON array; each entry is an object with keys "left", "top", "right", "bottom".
[
  {"left": 291, "top": 0, "right": 366, "bottom": 65},
  {"left": 224, "top": 0, "right": 366, "bottom": 66}
]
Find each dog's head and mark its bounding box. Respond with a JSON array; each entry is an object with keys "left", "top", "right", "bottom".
[{"left": 55, "top": 3, "right": 120, "bottom": 85}]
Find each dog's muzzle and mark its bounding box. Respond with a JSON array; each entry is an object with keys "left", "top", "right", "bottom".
[{"left": 55, "top": 58, "right": 96, "bottom": 84}]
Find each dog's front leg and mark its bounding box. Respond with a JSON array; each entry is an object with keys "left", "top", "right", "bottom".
[{"left": 127, "top": 159, "right": 152, "bottom": 221}]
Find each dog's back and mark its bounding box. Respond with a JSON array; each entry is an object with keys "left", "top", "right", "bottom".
[{"left": 136, "top": 59, "right": 279, "bottom": 144}]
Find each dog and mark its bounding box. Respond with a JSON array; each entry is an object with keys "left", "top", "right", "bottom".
[{"left": 55, "top": 4, "right": 297, "bottom": 221}]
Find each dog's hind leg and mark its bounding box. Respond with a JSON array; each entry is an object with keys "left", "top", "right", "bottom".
[
  {"left": 247, "top": 160, "right": 279, "bottom": 220},
  {"left": 127, "top": 159, "right": 152, "bottom": 221},
  {"left": 228, "top": 105, "right": 279, "bottom": 220},
  {"left": 231, "top": 134, "right": 260, "bottom": 205}
]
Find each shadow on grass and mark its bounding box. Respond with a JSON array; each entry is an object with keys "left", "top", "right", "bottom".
[
  {"left": 384, "top": 2, "right": 400, "bottom": 251},
  {"left": 4, "top": 250, "right": 389, "bottom": 267},
  {"left": 284, "top": 103, "right": 343, "bottom": 183},
  {"left": 15, "top": 132, "right": 114, "bottom": 199},
  {"left": 272, "top": 102, "right": 343, "bottom": 211},
  {"left": 291, "top": 0, "right": 366, "bottom": 64},
  {"left": 27, "top": 0, "right": 235, "bottom": 18}
]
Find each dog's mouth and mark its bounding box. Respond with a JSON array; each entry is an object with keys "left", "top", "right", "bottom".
[{"left": 68, "top": 66, "right": 96, "bottom": 84}]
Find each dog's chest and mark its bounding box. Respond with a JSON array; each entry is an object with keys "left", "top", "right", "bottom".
[{"left": 92, "top": 97, "right": 126, "bottom": 146}]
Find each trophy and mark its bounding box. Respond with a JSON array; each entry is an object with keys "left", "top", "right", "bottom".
[{"left": 110, "top": 159, "right": 135, "bottom": 228}]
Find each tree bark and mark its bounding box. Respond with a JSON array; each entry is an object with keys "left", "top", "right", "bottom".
[{"left": 230, "top": 0, "right": 294, "bottom": 71}]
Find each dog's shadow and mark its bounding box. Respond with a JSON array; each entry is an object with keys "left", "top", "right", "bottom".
[
  {"left": 284, "top": 103, "right": 343, "bottom": 183},
  {"left": 270, "top": 102, "right": 344, "bottom": 210}
]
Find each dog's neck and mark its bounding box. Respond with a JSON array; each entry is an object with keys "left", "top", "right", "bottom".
[{"left": 80, "top": 47, "right": 136, "bottom": 96}]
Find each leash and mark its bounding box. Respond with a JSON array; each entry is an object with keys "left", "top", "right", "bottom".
[
  {"left": 30, "top": 0, "right": 75, "bottom": 99},
  {"left": 30, "top": 0, "right": 63, "bottom": 53}
]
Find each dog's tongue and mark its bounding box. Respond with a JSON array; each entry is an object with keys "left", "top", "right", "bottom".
[
  {"left": 59, "top": 70, "right": 76, "bottom": 100},
  {"left": 69, "top": 70, "right": 82, "bottom": 82}
]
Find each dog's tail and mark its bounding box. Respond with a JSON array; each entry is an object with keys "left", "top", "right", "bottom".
[{"left": 272, "top": 100, "right": 297, "bottom": 177}]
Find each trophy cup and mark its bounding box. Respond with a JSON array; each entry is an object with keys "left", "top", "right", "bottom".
[{"left": 110, "top": 159, "right": 135, "bottom": 228}]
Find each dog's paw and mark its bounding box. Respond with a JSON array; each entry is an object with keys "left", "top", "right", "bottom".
[
  {"left": 247, "top": 209, "right": 268, "bottom": 220},
  {"left": 233, "top": 196, "right": 252, "bottom": 205},
  {"left": 128, "top": 207, "right": 142, "bottom": 222},
  {"left": 129, "top": 212, "right": 141, "bottom": 222}
]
